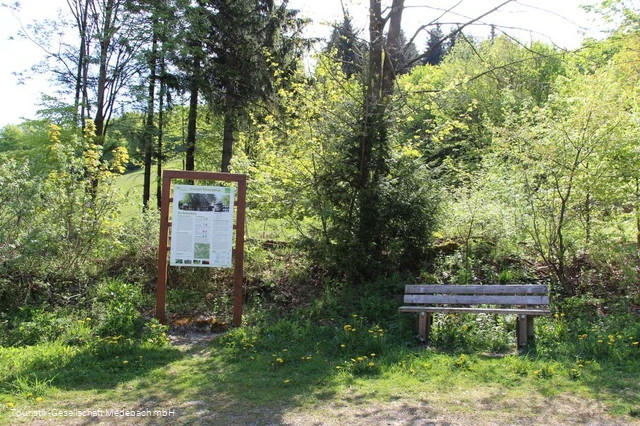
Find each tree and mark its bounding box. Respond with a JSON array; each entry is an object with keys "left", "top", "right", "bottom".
[
  {"left": 325, "top": 14, "right": 363, "bottom": 78},
  {"left": 492, "top": 63, "right": 630, "bottom": 295},
  {"left": 423, "top": 24, "right": 446, "bottom": 66},
  {"left": 201, "top": 0, "right": 305, "bottom": 172}
]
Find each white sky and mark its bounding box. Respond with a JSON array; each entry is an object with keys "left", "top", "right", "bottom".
[{"left": 0, "top": 0, "right": 607, "bottom": 128}]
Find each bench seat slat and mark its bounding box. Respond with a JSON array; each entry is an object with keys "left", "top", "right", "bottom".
[
  {"left": 404, "top": 284, "right": 548, "bottom": 295},
  {"left": 398, "top": 306, "right": 550, "bottom": 315},
  {"left": 403, "top": 294, "right": 549, "bottom": 305}
]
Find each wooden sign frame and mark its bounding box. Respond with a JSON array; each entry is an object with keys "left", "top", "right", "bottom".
[{"left": 156, "top": 170, "right": 247, "bottom": 327}]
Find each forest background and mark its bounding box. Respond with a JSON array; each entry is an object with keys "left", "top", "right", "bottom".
[{"left": 0, "top": 0, "right": 639, "bottom": 422}]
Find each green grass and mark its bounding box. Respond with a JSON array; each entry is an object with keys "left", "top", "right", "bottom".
[
  {"left": 1, "top": 313, "right": 638, "bottom": 425},
  {"left": 116, "top": 159, "right": 182, "bottom": 219},
  {"left": 115, "top": 158, "right": 301, "bottom": 242}
]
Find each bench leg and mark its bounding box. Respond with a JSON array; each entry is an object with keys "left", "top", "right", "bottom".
[
  {"left": 517, "top": 314, "right": 528, "bottom": 348},
  {"left": 527, "top": 315, "right": 535, "bottom": 339},
  {"left": 418, "top": 312, "right": 432, "bottom": 343}
]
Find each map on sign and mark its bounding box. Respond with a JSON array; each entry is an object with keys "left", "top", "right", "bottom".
[{"left": 169, "top": 185, "right": 234, "bottom": 268}]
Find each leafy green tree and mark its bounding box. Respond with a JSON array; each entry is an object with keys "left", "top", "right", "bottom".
[
  {"left": 325, "top": 15, "right": 363, "bottom": 78},
  {"left": 200, "top": 0, "right": 306, "bottom": 172},
  {"left": 491, "top": 63, "right": 632, "bottom": 295}
]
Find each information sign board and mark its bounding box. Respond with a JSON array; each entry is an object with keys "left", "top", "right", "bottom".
[{"left": 169, "top": 184, "right": 234, "bottom": 268}]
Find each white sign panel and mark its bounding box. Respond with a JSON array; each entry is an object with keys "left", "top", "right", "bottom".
[{"left": 170, "top": 185, "right": 234, "bottom": 268}]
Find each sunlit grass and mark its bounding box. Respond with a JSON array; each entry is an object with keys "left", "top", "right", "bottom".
[{"left": 1, "top": 312, "right": 638, "bottom": 424}]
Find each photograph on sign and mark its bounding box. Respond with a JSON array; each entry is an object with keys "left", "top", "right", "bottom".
[{"left": 170, "top": 185, "right": 235, "bottom": 268}]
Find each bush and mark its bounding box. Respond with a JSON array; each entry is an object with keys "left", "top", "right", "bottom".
[{"left": 92, "top": 278, "right": 142, "bottom": 338}]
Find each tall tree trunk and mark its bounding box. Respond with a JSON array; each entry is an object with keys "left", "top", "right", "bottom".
[
  {"left": 94, "top": 0, "right": 116, "bottom": 141},
  {"left": 185, "top": 57, "right": 200, "bottom": 172},
  {"left": 221, "top": 92, "right": 235, "bottom": 173},
  {"left": 68, "top": 0, "right": 90, "bottom": 131},
  {"left": 143, "top": 29, "right": 158, "bottom": 210},
  {"left": 156, "top": 59, "right": 166, "bottom": 210}
]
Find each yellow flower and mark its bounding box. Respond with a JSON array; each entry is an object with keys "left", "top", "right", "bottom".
[
  {"left": 35, "top": 397, "right": 42, "bottom": 402},
  {"left": 123, "top": 360, "right": 129, "bottom": 364},
  {"left": 284, "top": 379, "right": 290, "bottom": 384},
  {"left": 276, "top": 358, "right": 283, "bottom": 363},
  {"left": 370, "top": 353, "right": 376, "bottom": 357},
  {"left": 633, "top": 342, "right": 639, "bottom": 346},
  {"left": 336, "top": 366, "right": 342, "bottom": 369},
  {"left": 597, "top": 340, "right": 603, "bottom": 343},
  {"left": 6, "top": 402, "right": 14, "bottom": 408},
  {"left": 340, "top": 344, "right": 345, "bottom": 348},
  {"left": 368, "top": 362, "right": 375, "bottom": 367}
]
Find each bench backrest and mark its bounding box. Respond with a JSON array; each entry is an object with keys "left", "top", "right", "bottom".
[{"left": 403, "top": 285, "right": 549, "bottom": 307}]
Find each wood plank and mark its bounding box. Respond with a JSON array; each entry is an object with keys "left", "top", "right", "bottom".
[
  {"left": 403, "top": 294, "right": 549, "bottom": 305},
  {"left": 418, "top": 312, "right": 431, "bottom": 342},
  {"left": 517, "top": 315, "right": 528, "bottom": 347},
  {"left": 404, "top": 284, "right": 548, "bottom": 295},
  {"left": 398, "top": 306, "right": 550, "bottom": 315}
]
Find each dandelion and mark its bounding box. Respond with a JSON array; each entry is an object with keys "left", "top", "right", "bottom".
[
  {"left": 284, "top": 379, "right": 290, "bottom": 384},
  {"left": 340, "top": 344, "right": 345, "bottom": 348},
  {"left": 597, "top": 340, "right": 603, "bottom": 344},
  {"left": 633, "top": 342, "right": 639, "bottom": 346},
  {"left": 35, "top": 397, "right": 42, "bottom": 402},
  {"left": 336, "top": 366, "right": 342, "bottom": 370},
  {"left": 370, "top": 353, "right": 376, "bottom": 357},
  {"left": 6, "top": 402, "right": 14, "bottom": 408},
  {"left": 86, "top": 317, "right": 91, "bottom": 321},
  {"left": 368, "top": 362, "right": 375, "bottom": 367},
  {"left": 283, "top": 349, "right": 288, "bottom": 352},
  {"left": 123, "top": 360, "right": 129, "bottom": 365},
  {"left": 276, "top": 358, "right": 284, "bottom": 363}
]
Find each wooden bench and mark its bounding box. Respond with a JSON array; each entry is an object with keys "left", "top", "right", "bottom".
[{"left": 399, "top": 284, "right": 550, "bottom": 348}]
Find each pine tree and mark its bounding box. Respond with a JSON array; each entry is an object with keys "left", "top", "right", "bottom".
[
  {"left": 423, "top": 24, "right": 446, "bottom": 66},
  {"left": 325, "top": 15, "right": 362, "bottom": 78}
]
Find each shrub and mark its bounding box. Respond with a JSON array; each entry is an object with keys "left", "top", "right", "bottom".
[{"left": 92, "top": 278, "right": 142, "bottom": 338}]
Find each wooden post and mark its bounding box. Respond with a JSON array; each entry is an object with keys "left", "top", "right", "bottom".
[
  {"left": 156, "top": 174, "right": 173, "bottom": 324},
  {"left": 233, "top": 178, "right": 247, "bottom": 327},
  {"left": 156, "top": 170, "right": 247, "bottom": 327},
  {"left": 517, "top": 314, "right": 528, "bottom": 348},
  {"left": 418, "top": 312, "right": 432, "bottom": 343},
  {"left": 527, "top": 315, "right": 535, "bottom": 339}
]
